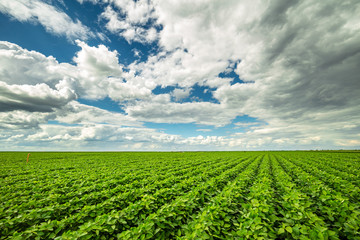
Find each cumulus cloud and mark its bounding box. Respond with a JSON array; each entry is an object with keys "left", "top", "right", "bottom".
[
  {"left": 171, "top": 88, "right": 190, "bottom": 101},
  {"left": 18, "top": 122, "right": 182, "bottom": 150},
  {"left": 0, "top": 111, "right": 51, "bottom": 129},
  {"left": 74, "top": 40, "right": 123, "bottom": 77},
  {"left": 196, "top": 129, "right": 212, "bottom": 132},
  {"left": 0, "top": 41, "right": 77, "bottom": 115},
  {"left": 107, "top": 78, "right": 152, "bottom": 101},
  {"left": 0, "top": 0, "right": 93, "bottom": 41},
  {"left": 120, "top": 0, "right": 360, "bottom": 148},
  {"left": 1, "top": 0, "right": 360, "bottom": 150},
  {"left": 179, "top": 135, "right": 225, "bottom": 146},
  {"left": 55, "top": 101, "right": 140, "bottom": 127},
  {"left": 0, "top": 40, "right": 147, "bottom": 148},
  {"left": 0, "top": 39, "right": 150, "bottom": 102},
  {"left": 0, "top": 41, "right": 72, "bottom": 86},
  {"left": 71, "top": 40, "right": 155, "bottom": 101},
  {"left": 126, "top": 100, "right": 236, "bottom": 127},
  {"left": 0, "top": 81, "right": 76, "bottom": 112},
  {"left": 100, "top": 0, "right": 158, "bottom": 43},
  {"left": 72, "top": 40, "right": 124, "bottom": 99}
]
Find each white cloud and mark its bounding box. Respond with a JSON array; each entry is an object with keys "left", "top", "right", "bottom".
[
  {"left": 20, "top": 122, "right": 182, "bottom": 150},
  {"left": 0, "top": 81, "right": 76, "bottom": 112},
  {"left": 0, "top": 110, "right": 51, "bottom": 129},
  {"left": 0, "top": 0, "right": 93, "bottom": 41},
  {"left": 107, "top": 78, "right": 152, "bottom": 101},
  {"left": 126, "top": 100, "right": 236, "bottom": 127},
  {"left": 77, "top": 0, "right": 100, "bottom": 4},
  {"left": 234, "top": 122, "right": 260, "bottom": 128},
  {"left": 336, "top": 139, "right": 360, "bottom": 147},
  {"left": 71, "top": 40, "right": 155, "bottom": 101},
  {"left": 74, "top": 40, "right": 123, "bottom": 78},
  {"left": 120, "top": 0, "right": 360, "bottom": 149},
  {"left": 55, "top": 101, "right": 140, "bottom": 127},
  {"left": 0, "top": 41, "right": 72, "bottom": 86},
  {"left": 171, "top": 88, "right": 190, "bottom": 101},
  {"left": 1, "top": 0, "right": 360, "bottom": 150},
  {"left": 72, "top": 40, "right": 124, "bottom": 99},
  {"left": 101, "top": 1, "right": 158, "bottom": 44},
  {"left": 196, "top": 129, "right": 212, "bottom": 132},
  {"left": 0, "top": 40, "right": 153, "bottom": 102},
  {"left": 179, "top": 135, "right": 225, "bottom": 146}
]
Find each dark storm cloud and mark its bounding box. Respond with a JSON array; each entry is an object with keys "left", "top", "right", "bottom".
[{"left": 260, "top": 0, "right": 299, "bottom": 27}]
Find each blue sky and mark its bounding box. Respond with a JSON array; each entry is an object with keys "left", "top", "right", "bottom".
[{"left": 0, "top": 0, "right": 359, "bottom": 151}]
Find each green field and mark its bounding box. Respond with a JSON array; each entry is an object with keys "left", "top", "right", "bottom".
[{"left": 1, "top": 151, "right": 359, "bottom": 239}]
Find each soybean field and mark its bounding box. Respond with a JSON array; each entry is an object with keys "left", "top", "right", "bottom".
[{"left": 1, "top": 151, "right": 360, "bottom": 239}]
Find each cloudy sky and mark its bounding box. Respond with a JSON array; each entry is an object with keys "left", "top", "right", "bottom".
[{"left": 0, "top": 0, "right": 359, "bottom": 151}]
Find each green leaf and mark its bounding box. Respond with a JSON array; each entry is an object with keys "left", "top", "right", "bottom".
[{"left": 286, "top": 226, "right": 292, "bottom": 233}]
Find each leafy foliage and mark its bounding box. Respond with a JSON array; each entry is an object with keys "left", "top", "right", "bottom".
[{"left": 0, "top": 151, "right": 359, "bottom": 239}]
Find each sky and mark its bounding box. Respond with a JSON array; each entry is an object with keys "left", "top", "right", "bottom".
[{"left": 0, "top": 0, "right": 359, "bottom": 151}]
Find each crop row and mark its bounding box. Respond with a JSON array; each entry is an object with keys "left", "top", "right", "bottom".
[{"left": 0, "top": 151, "right": 359, "bottom": 239}]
